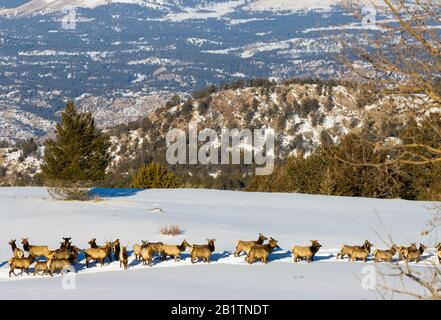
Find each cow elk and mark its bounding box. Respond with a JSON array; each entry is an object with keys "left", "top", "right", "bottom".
[
  {"left": 8, "top": 255, "right": 35, "bottom": 277},
  {"left": 83, "top": 242, "right": 113, "bottom": 267},
  {"left": 397, "top": 243, "right": 417, "bottom": 260},
  {"left": 402, "top": 244, "right": 427, "bottom": 263},
  {"left": 119, "top": 246, "right": 128, "bottom": 269},
  {"left": 60, "top": 237, "right": 72, "bottom": 250},
  {"left": 247, "top": 237, "right": 280, "bottom": 264},
  {"left": 292, "top": 240, "right": 322, "bottom": 263},
  {"left": 190, "top": 239, "right": 216, "bottom": 263},
  {"left": 133, "top": 242, "right": 144, "bottom": 261},
  {"left": 349, "top": 241, "right": 373, "bottom": 262},
  {"left": 47, "top": 256, "right": 75, "bottom": 276},
  {"left": 234, "top": 233, "right": 268, "bottom": 257},
  {"left": 113, "top": 239, "right": 121, "bottom": 261},
  {"left": 159, "top": 240, "right": 190, "bottom": 262},
  {"left": 373, "top": 245, "right": 398, "bottom": 263},
  {"left": 8, "top": 239, "right": 24, "bottom": 258},
  {"left": 336, "top": 240, "right": 373, "bottom": 260},
  {"left": 21, "top": 238, "right": 51, "bottom": 258},
  {"left": 141, "top": 244, "right": 155, "bottom": 266},
  {"left": 88, "top": 238, "right": 98, "bottom": 248},
  {"left": 34, "top": 261, "right": 49, "bottom": 276}
]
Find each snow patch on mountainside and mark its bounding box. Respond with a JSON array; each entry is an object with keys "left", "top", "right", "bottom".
[
  {"left": 0, "top": 0, "right": 170, "bottom": 16},
  {"left": 246, "top": 0, "right": 339, "bottom": 12},
  {"left": 0, "top": 0, "right": 345, "bottom": 16}
]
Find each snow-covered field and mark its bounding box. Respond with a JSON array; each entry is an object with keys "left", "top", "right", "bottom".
[{"left": 0, "top": 187, "right": 439, "bottom": 300}]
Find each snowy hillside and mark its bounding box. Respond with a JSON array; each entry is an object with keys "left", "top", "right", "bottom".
[
  {"left": 0, "top": 0, "right": 341, "bottom": 16},
  {"left": 0, "top": 187, "right": 438, "bottom": 299}
]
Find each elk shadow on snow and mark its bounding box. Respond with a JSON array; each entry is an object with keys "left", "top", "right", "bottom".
[
  {"left": 268, "top": 250, "right": 292, "bottom": 262},
  {"left": 210, "top": 251, "right": 232, "bottom": 262}
]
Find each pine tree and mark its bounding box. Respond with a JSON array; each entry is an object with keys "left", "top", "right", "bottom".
[
  {"left": 131, "top": 162, "right": 181, "bottom": 189},
  {"left": 320, "top": 167, "right": 335, "bottom": 195},
  {"left": 42, "top": 101, "right": 110, "bottom": 183}
]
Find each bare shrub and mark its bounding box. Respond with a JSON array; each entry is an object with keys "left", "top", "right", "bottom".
[
  {"left": 46, "top": 179, "right": 92, "bottom": 201},
  {"left": 160, "top": 225, "right": 184, "bottom": 236}
]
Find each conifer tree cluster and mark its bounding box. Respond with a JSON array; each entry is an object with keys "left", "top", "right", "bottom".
[{"left": 131, "top": 162, "right": 181, "bottom": 189}]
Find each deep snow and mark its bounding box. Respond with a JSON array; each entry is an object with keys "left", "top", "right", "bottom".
[{"left": 0, "top": 187, "right": 438, "bottom": 299}]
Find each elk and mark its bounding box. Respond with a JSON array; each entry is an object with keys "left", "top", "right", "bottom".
[
  {"left": 60, "top": 237, "right": 72, "bottom": 250},
  {"left": 46, "top": 256, "right": 75, "bottom": 276},
  {"left": 234, "top": 233, "right": 268, "bottom": 257},
  {"left": 113, "top": 239, "right": 121, "bottom": 261},
  {"left": 247, "top": 237, "right": 280, "bottom": 264},
  {"left": 69, "top": 246, "right": 81, "bottom": 264},
  {"left": 336, "top": 240, "right": 373, "bottom": 260},
  {"left": 33, "top": 260, "right": 49, "bottom": 276},
  {"left": 146, "top": 242, "right": 163, "bottom": 255},
  {"left": 119, "top": 246, "right": 128, "bottom": 269},
  {"left": 88, "top": 238, "right": 98, "bottom": 248},
  {"left": 292, "top": 240, "right": 322, "bottom": 263},
  {"left": 159, "top": 240, "right": 190, "bottom": 262},
  {"left": 8, "top": 239, "right": 24, "bottom": 258},
  {"left": 190, "top": 239, "right": 216, "bottom": 263},
  {"left": 141, "top": 244, "right": 155, "bottom": 266},
  {"left": 402, "top": 244, "right": 427, "bottom": 263},
  {"left": 83, "top": 242, "right": 113, "bottom": 267},
  {"left": 133, "top": 242, "right": 143, "bottom": 261},
  {"left": 349, "top": 241, "right": 373, "bottom": 262},
  {"left": 373, "top": 245, "right": 398, "bottom": 263},
  {"left": 8, "top": 255, "right": 35, "bottom": 277},
  {"left": 21, "top": 238, "right": 51, "bottom": 258},
  {"left": 50, "top": 248, "right": 71, "bottom": 260},
  {"left": 397, "top": 243, "right": 418, "bottom": 260}
]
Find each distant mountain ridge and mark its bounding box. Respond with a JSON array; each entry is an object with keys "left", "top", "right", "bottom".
[
  {"left": 0, "top": 0, "right": 341, "bottom": 17},
  {"left": 0, "top": 0, "right": 381, "bottom": 143}
]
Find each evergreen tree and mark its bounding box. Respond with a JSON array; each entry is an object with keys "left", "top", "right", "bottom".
[
  {"left": 284, "top": 149, "right": 328, "bottom": 194},
  {"left": 131, "top": 162, "right": 181, "bottom": 189},
  {"left": 42, "top": 101, "right": 110, "bottom": 183},
  {"left": 320, "top": 167, "right": 335, "bottom": 195}
]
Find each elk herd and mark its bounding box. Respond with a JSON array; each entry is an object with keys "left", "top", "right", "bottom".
[{"left": 6, "top": 235, "right": 441, "bottom": 277}]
